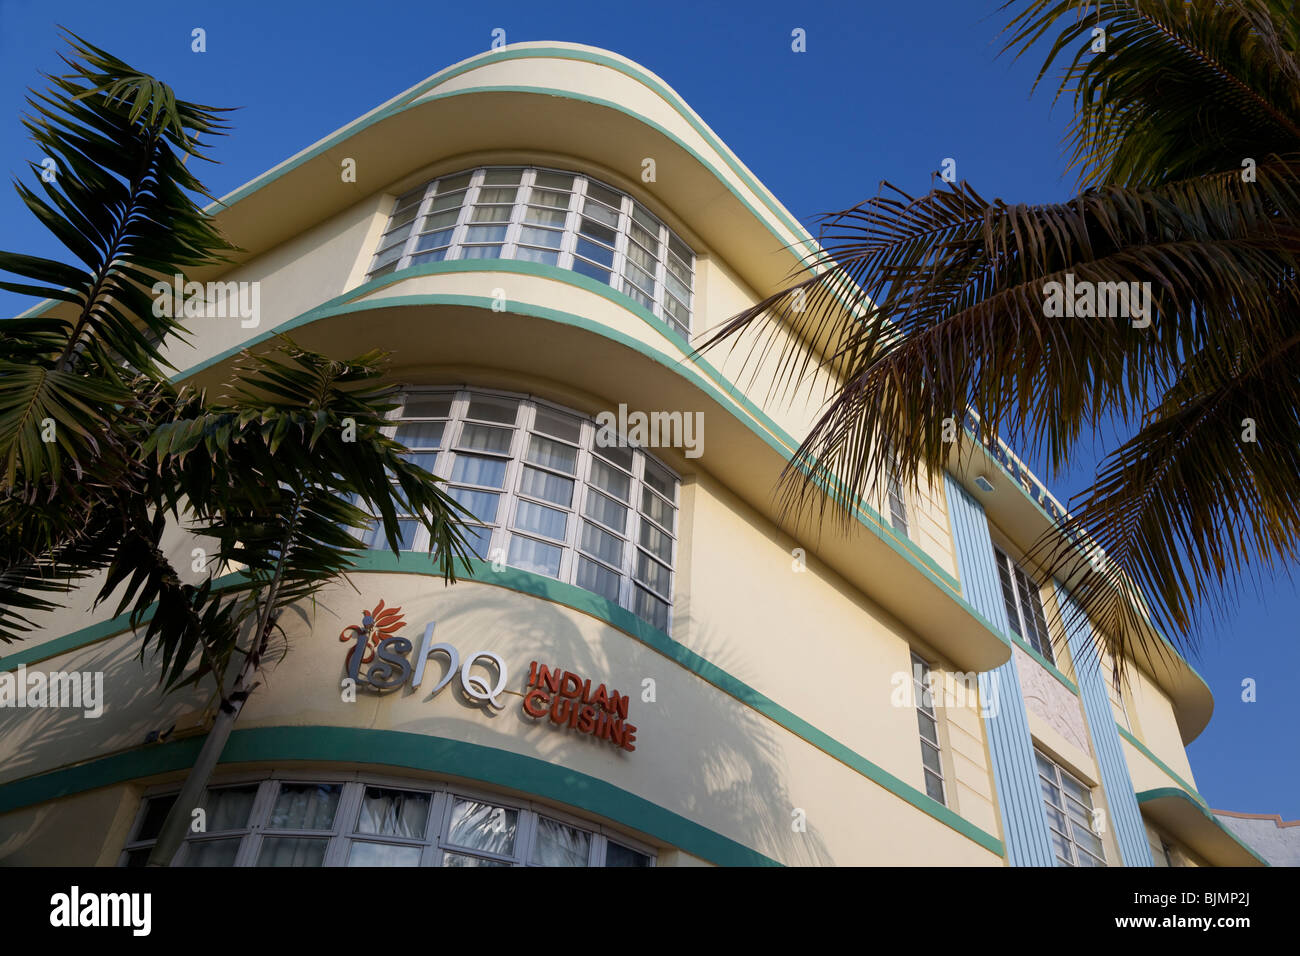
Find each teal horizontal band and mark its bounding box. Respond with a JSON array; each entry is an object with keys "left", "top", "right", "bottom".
[
  {"left": 0, "top": 553, "right": 1004, "bottom": 858},
  {"left": 1117, "top": 725, "right": 1206, "bottom": 806},
  {"left": 1135, "top": 788, "right": 1270, "bottom": 866},
  {"left": 0, "top": 724, "right": 779, "bottom": 866}
]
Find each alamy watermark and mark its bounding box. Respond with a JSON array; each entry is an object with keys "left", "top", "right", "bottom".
[
  {"left": 1043, "top": 273, "right": 1151, "bottom": 328},
  {"left": 152, "top": 274, "right": 260, "bottom": 328},
  {"left": 891, "top": 665, "right": 1000, "bottom": 718},
  {"left": 594, "top": 404, "right": 703, "bottom": 459},
  {"left": 0, "top": 665, "right": 104, "bottom": 718}
]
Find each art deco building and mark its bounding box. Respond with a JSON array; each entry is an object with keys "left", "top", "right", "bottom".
[{"left": 0, "top": 42, "right": 1266, "bottom": 867}]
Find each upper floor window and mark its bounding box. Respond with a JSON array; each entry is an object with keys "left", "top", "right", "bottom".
[
  {"left": 993, "top": 546, "right": 1054, "bottom": 664},
  {"left": 911, "top": 652, "right": 946, "bottom": 805},
  {"left": 886, "top": 465, "right": 909, "bottom": 537},
  {"left": 1035, "top": 749, "right": 1106, "bottom": 867},
  {"left": 367, "top": 166, "right": 695, "bottom": 339},
  {"left": 363, "top": 388, "right": 679, "bottom": 634}
]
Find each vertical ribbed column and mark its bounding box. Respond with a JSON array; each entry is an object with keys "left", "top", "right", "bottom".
[
  {"left": 945, "top": 474, "right": 1055, "bottom": 866},
  {"left": 1053, "top": 583, "right": 1154, "bottom": 866}
]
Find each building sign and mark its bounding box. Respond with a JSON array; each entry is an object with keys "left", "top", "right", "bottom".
[
  {"left": 521, "top": 662, "right": 637, "bottom": 752},
  {"left": 336, "top": 603, "right": 636, "bottom": 752}
]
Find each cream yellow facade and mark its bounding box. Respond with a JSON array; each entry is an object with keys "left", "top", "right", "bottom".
[{"left": 0, "top": 43, "right": 1262, "bottom": 868}]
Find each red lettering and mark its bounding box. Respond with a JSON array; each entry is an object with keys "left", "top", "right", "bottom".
[
  {"left": 523, "top": 689, "right": 549, "bottom": 718},
  {"left": 560, "top": 671, "right": 583, "bottom": 699},
  {"left": 603, "top": 717, "right": 625, "bottom": 747},
  {"left": 537, "top": 664, "right": 562, "bottom": 694},
  {"left": 592, "top": 684, "right": 609, "bottom": 711},
  {"left": 621, "top": 724, "right": 637, "bottom": 753},
  {"left": 577, "top": 704, "right": 597, "bottom": 733},
  {"left": 527, "top": 660, "right": 537, "bottom": 688},
  {"left": 550, "top": 698, "right": 572, "bottom": 724}
]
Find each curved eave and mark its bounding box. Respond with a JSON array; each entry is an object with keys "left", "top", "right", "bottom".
[
  {"left": 946, "top": 439, "right": 1214, "bottom": 744},
  {"left": 175, "top": 285, "right": 1012, "bottom": 675},
  {"left": 1137, "top": 789, "right": 1269, "bottom": 867}
]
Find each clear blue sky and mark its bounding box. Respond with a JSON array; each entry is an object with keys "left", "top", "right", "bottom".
[{"left": 1, "top": 0, "right": 1295, "bottom": 819}]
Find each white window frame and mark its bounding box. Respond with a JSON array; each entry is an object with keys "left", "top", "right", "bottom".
[
  {"left": 911, "top": 651, "right": 946, "bottom": 806},
  {"left": 120, "top": 772, "right": 657, "bottom": 868},
  {"left": 993, "top": 546, "right": 1055, "bottom": 664},
  {"left": 1035, "top": 749, "right": 1107, "bottom": 867},
  {"left": 367, "top": 165, "right": 695, "bottom": 338}
]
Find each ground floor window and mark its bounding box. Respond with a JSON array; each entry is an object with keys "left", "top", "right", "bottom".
[{"left": 119, "top": 773, "right": 654, "bottom": 867}]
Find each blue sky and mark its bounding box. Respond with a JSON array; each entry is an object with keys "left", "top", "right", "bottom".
[{"left": 1, "top": 0, "right": 1295, "bottom": 819}]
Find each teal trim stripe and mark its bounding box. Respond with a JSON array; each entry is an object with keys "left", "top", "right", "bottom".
[
  {"left": 0, "top": 725, "right": 778, "bottom": 866},
  {"left": 946, "top": 474, "right": 1055, "bottom": 866},
  {"left": 0, "top": 552, "right": 1004, "bottom": 857},
  {"left": 1054, "top": 583, "right": 1153, "bottom": 867},
  {"left": 1135, "top": 789, "right": 1270, "bottom": 867}
]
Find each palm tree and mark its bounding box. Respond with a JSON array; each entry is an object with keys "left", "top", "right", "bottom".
[
  {"left": 701, "top": 0, "right": 1300, "bottom": 665},
  {"left": 0, "top": 32, "right": 476, "bottom": 865}
]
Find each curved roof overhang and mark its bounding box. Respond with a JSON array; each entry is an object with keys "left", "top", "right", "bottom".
[
  {"left": 177, "top": 286, "right": 1013, "bottom": 675},
  {"left": 1138, "top": 789, "right": 1269, "bottom": 867}
]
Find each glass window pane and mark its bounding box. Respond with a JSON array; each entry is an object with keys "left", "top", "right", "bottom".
[
  {"left": 639, "top": 519, "right": 673, "bottom": 563},
  {"left": 635, "top": 551, "right": 671, "bottom": 596},
  {"left": 184, "top": 838, "right": 241, "bottom": 867},
  {"left": 269, "top": 783, "right": 341, "bottom": 831},
  {"left": 515, "top": 246, "right": 560, "bottom": 265},
  {"left": 526, "top": 434, "right": 577, "bottom": 473},
  {"left": 668, "top": 234, "right": 692, "bottom": 264},
  {"left": 924, "top": 770, "right": 946, "bottom": 803},
  {"left": 920, "top": 741, "right": 943, "bottom": 775},
  {"left": 465, "top": 223, "right": 509, "bottom": 243},
  {"left": 665, "top": 271, "right": 691, "bottom": 302},
  {"left": 470, "top": 204, "right": 513, "bottom": 224},
  {"left": 421, "top": 207, "right": 460, "bottom": 231},
  {"left": 451, "top": 454, "right": 508, "bottom": 488},
  {"left": 585, "top": 181, "right": 622, "bottom": 208},
  {"left": 576, "top": 556, "right": 621, "bottom": 602},
  {"left": 467, "top": 396, "right": 519, "bottom": 424},
  {"left": 533, "top": 408, "right": 582, "bottom": 443},
  {"left": 531, "top": 817, "right": 591, "bottom": 866},
  {"left": 461, "top": 524, "right": 493, "bottom": 559},
  {"left": 409, "top": 249, "right": 449, "bottom": 266},
  {"left": 604, "top": 841, "right": 650, "bottom": 867},
  {"left": 458, "top": 423, "right": 514, "bottom": 454},
  {"left": 394, "top": 186, "right": 426, "bottom": 210},
  {"left": 482, "top": 167, "right": 522, "bottom": 185},
  {"left": 437, "top": 172, "right": 474, "bottom": 192},
  {"left": 513, "top": 500, "right": 567, "bottom": 541},
  {"left": 361, "top": 518, "right": 419, "bottom": 551},
  {"left": 460, "top": 244, "right": 503, "bottom": 260},
  {"left": 429, "top": 190, "right": 467, "bottom": 212},
  {"left": 508, "top": 535, "right": 563, "bottom": 578},
  {"left": 594, "top": 440, "right": 634, "bottom": 471},
  {"left": 520, "top": 466, "right": 574, "bottom": 507},
  {"left": 529, "top": 190, "right": 571, "bottom": 210},
  {"left": 449, "top": 487, "right": 500, "bottom": 523},
  {"left": 583, "top": 489, "right": 627, "bottom": 533},
  {"left": 571, "top": 257, "right": 612, "bottom": 285},
  {"left": 519, "top": 225, "right": 563, "bottom": 248},
  {"left": 447, "top": 798, "right": 518, "bottom": 856},
  {"left": 581, "top": 521, "right": 624, "bottom": 566},
  {"left": 666, "top": 253, "right": 692, "bottom": 286},
  {"left": 632, "top": 587, "right": 669, "bottom": 630},
  {"left": 626, "top": 235, "right": 658, "bottom": 269},
  {"left": 917, "top": 710, "right": 939, "bottom": 747},
  {"left": 356, "top": 787, "right": 430, "bottom": 839},
  {"left": 368, "top": 262, "right": 399, "bottom": 279},
  {"left": 523, "top": 204, "right": 568, "bottom": 226},
  {"left": 442, "top": 852, "right": 509, "bottom": 867},
  {"left": 202, "top": 786, "right": 257, "bottom": 832},
  {"left": 257, "top": 837, "right": 328, "bottom": 867},
  {"left": 589, "top": 458, "right": 631, "bottom": 501},
  {"left": 576, "top": 236, "right": 615, "bottom": 266},
  {"left": 372, "top": 243, "right": 404, "bottom": 268},
  {"left": 348, "top": 841, "right": 422, "bottom": 867},
  {"left": 625, "top": 262, "right": 656, "bottom": 295},
  {"left": 414, "top": 229, "right": 455, "bottom": 252},
  {"left": 535, "top": 171, "right": 574, "bottom": 190},
  {"left": 476, "top": 186, "right": 517, "bottom": 204},
  {"left": 136, "top": 795, "right": 177, "bottom": 842},
  {"left": 641, "top": 488, "right": 675, "bottom": 532},
  {"left": 395, "top": 421, "right": 444, "bottom": 448}
]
